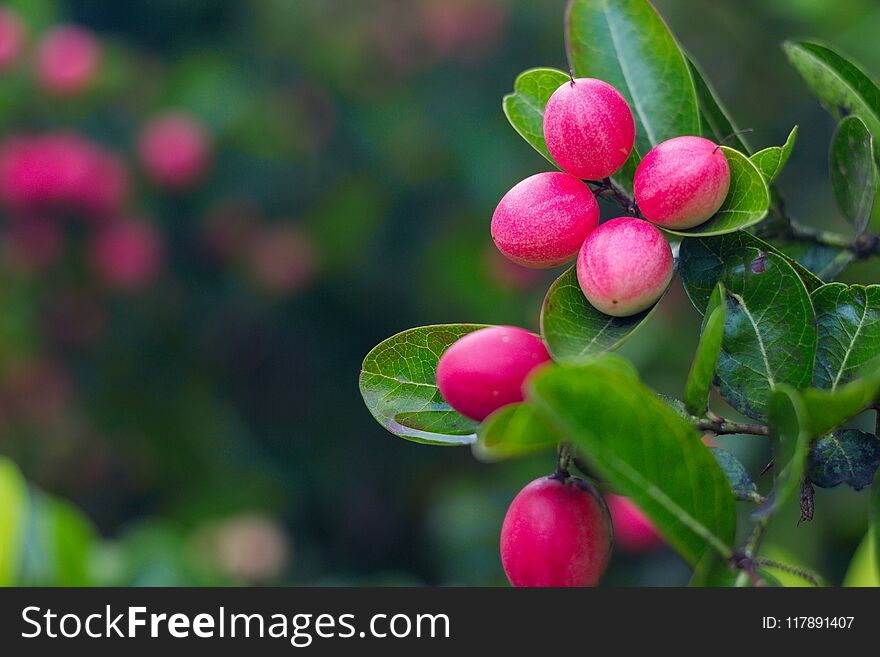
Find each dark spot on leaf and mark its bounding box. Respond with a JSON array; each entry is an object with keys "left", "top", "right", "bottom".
[
  {"left": 838, "top": 105, "right": 851, "bottom": 117},
  {"left": 750, "top": 251, "right": 767, "bottom": 274}
]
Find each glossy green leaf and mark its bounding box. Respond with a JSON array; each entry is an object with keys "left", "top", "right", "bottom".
[
  {"left": 751, "top": 126, "right": 798, "bottom": 182},
  {"left": 660, "top": 148, "right": 770, "bottom": 237},
  {"left": 830, "top": 116, "right": 878, "bottom": 234},
  {"left": 685, "top": 284, "right": 726, "bottom": 416},
  {"left": 359, "top": 324, "right": 488, "bottom": 445},
  {"left": 843, "top": 529, "right": 880, "bottom": 587},
  {"left": 528, "top": 356, "right": 737, "bottom": 565},
  {"left": 716, "top": 250, "right": 817, "bottom": 420},
  {"left": 680, "top": 232, "right": 823, "bottom": 314},
  {"left": 474, "top": 403, "right": 560, "bottom": 461},
  {"left": 540, "top": 265, "right": 665, "bottom": 364},
  {"left": 808, "top": 429, "right": 880, "bottom": 491},
  {"left": 502, "top": 67, "right": 570, "bottom": 167},
  {"left": 687, "top": 55, "right": 752, "bottom": 154},
  {"left": 711, "top": 448, "right": 759, "bottom": 502},
  {"left": 800, "top": 357, "right": 880, "bottom": 438},
  {"left": 566, "top": 0, "right": 699, "bottom": 158},
  {"left": 813, "top": 283, "right": 880, "bottom": 389},
  {"left": 783, "top": 40, "right": 880, "bottom": 159},
  {"left": 0, "top": 457, "right": 26, "bottom": 586},
  {"left": 779, "top": 241, "right": 854, "bottom": 281},
  {"left": 754, "top": 385, "right": 812, "bottom": 519}
]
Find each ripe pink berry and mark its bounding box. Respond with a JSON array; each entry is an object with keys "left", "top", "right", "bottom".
[
  {"left": 501, "top": 476, "right": 613, "bottom": 587},
  {"left": 491, "top": 172, "right": 599, "bottom": 268},
  {"left": 543, "top": 78, "right": 635, "bottom": 180},
  {"left": 35, "top": 25, "right": 101, "bottom": 95},
  {"left": 90, "top": 219, "right": 163, "bottom": 291},
  {"left": 634, "top": 136, "right": 731, "bottom": 230},
  {"left": 436, "top": 325, "right": 550, "bottom": 422},
  {"left": 606, "top": 494, "right": 663, "bottom": 554},
  {"left": 577, "top": 217, "right": 673, "bottom": 317},
  {"left": 138, "top": 112, "right": 213, "bottom": 191},
  {"left": 0, "top": 8, "right": 25, "bottom": 71}
]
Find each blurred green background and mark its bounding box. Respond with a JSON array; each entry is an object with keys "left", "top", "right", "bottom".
[{"left": 0, "top": 0, "right": 878, "bottom": 586}]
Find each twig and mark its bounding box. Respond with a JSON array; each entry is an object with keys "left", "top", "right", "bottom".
[
  {"left": 753, "top": 558, "right": 824, "bottom": 587},
  {"left": 587, "top": 178, "right": 640, "bottom": 217},
  {"left": 694, "top": 418, "right": 770, "bottom": 436}
]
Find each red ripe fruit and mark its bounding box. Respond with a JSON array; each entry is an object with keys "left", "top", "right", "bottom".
[
  {"left": 501, "top": 476, "right": 613, "bottom": 587},
  {"left": 606, "top": 494, "right": 663, "bottom": 554},
  {"left": 436, "top": 326, "right": 550, "bottom": 422}
]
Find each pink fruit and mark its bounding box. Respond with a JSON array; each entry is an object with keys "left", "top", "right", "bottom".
[
  {"left": 35, "top": 25, "right": 101, "bottom": 95},
  {"left": 436, "top": 325, "right": 550, "bottom": 422},
  {"left": 245, "top": 223, "right": 317, "bottom": 295},
  {"left": 606, "top": 494, "right": 663, "bottom": 554},
  {"left": 0, "top": 8, "right": 24, "bottom": 71},
  {"left": 90, "top": 219, "right": 163, "bottom": 291},
  {"left": 543, "top": 78, "right": 635, "bottom": 180},
  {"left": 501, "top": 476, "right": 613, "bottom": 587},
  {"left": 491, "top": 172, "right": 599, "bottom": 268},
  {"left": 577, "top": 217, "right": 673, "bottom": 317},
  {"left": 138, "top": 112, "right": 213, "bottom": 191},
  {"left": 634, "top": 136, "right": 730, "bottom": 230}
]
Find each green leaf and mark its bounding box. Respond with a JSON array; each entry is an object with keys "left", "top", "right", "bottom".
[
  {"left": 566, "top": 0, "right": 700, "bottom": 158},
  {"left": 711, "top": 448, "right": 759, "bottom": 502},
  {"left": 359, "top": 324, "right": 488, "bottom": 445},
  {"left": 716, "top": 250, "right": 817, "bottom": 420},
  {"left": 502, "top": 67, "right": 570, "bottom": 167},
  {"left": 680, "top": 232, "right": 823, "bottom": 314},
  {"left": 750, "top": 126, "right": 798, "bottom": 182},
  {"left": 473, "top": 403, "right": 560, "bottom": 461},
  {"left": 754, "top": 385, "right": 812, "bottom": 519},
  {"left": 799, "top": 357, "right": 880, "bottom": 438},
  {"left": 0, "top": 457, "right": 26, "bottom": 585},
  {"left": 660, "top": 148, "right": 770, "bottom": 237},
  {"left": 779, "top": 241, "right": 854, "bottom": 281},
  {"left": 684, "top": 283, "right": 727, "bottom": 415},
  {"left": 687, "top": 55, "right": 752, "bottom": 155},
  {"left": 540, "top": 265, "right": 666, "bottom": 364},
  {"left": 783, "top": 40, "right": 880, "bottom": 160},
  {"left": 830, "top": 116, "right": 878, "bottom": 234},
  {"left": 843, "top": 529, "right": 880, "bottom": 587},
  {"left": 808, "top": 429, "right": 880, "bottom": 491},
  {"left": 528, "top": 356, "right": 737, "bottom": 565},
  {"left": 813, "top": 283, "right": 880, "bottom": 389}
]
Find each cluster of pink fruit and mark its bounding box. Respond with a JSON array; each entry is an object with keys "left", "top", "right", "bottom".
[{"left": 435, "top": 78, "right": 731, "bottom": 586}]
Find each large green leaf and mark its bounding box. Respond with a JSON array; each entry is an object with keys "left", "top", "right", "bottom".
[
  {"left": 566, "top": 0, "right": 699, "bottom": 158},
  {"left": 687, "top": 55, "right": 751, "bottom": 154},
  {"left": 808, "top": 429, "right": 880, "bottom": 491},
  {"left": 754, "top": 385, "right": 812, "bottom": 519},
  {"left": 843, "top": 529, "right": 880, "bottom": 587},
  {"left": 813, "top": 283, "right": 880, "bottom": 389},
  {"left": 660, "top": 148, "right": 770, "bottom": 237},
  {"left": 359, "top": 324, "right": 488, "bottom": 445},
  {"left": 540, "top": 265, "right": 665, "bottom": 363},
  {"left": 473, "top": 403, "right": 560, "bottom": 461},
  {"left": 502, "top": 67, "right": 570, "bottom": 167},
  {"left": 779, "top": 241, "right": 854, "bottom": 281},
  {"left": 783, "top": 40, "right": 880, "bottom": 160},
  {"left": 715, "top": 250, "right": 817, "bottom": 420},
  {"left": 800, "top": 358, "right": 880, "bottom": 438},
  {"left": 528, "top": 357, "right": 737, "bottom": 565},
  {"left": 684, "top": 283, "right": 726, "bottom": 416},
  {"left": 680, "top": 232, "right": 823, "bottom": 314},
  {"left": 751, "top": 126, "right": 798, "bottom": 183},
  {"left": 830, "top": 116, "right": 878, "bottom": 234},
  {"left": 0, "top": 457, "right": 26, "bottom": 585}
]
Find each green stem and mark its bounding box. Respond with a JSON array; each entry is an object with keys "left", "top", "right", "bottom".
[{"left": 753, "top": 558, "right": 824, "bottom": 587}]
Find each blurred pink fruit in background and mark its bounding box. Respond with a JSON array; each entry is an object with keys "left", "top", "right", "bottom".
[
  {"left": 35, "top": 25, "right": 101, "bottom": 95},
  {"left": 200, "top": 201, "right": 261, "bottom": 263},
  {"left": 200, "top": 513, "right": 290, "bottom": 584},
  {"left": 0, "top": 132, "right": 128, "bottom": 216},
  {"left": 90, "top": 219, "right": 164, "bottom": 291},
  {"left": 138, "top": 112, "right": 213, "bottom": 191},
  {"left": 0, "top": 7, "right": 24, "bottom": 71},
  {"left": 606, "top": 494, "right": 664, "bottom": 554},
  {"left": 245, "top": 223, "right": 316, "bottom": 295}
]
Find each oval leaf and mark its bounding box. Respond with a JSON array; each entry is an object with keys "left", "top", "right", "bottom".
[
  {"left": 801, "top": 357, "right": 880, "bottom": 438},
  {"left": 566, "top": 0, "right": 700, "bottom": 157},
  {"left": 716, "top": 250, "right": 817, "bottom": 420},
  {"left": 684, "top": 283, "right": 726, "bottom": 416},
  {"left": 540, "top": 265, "right": 665, "bottom": 363},
  {"left": 830, "top": 115, "right": 878, "bottom": 234},
  {"left": 813, "top": 283, "right": 880, "bottom": 389},
  {"left": 779, "top": 241, "right": 854, "bottom": 281},
  {"left": 680, "top": 232, "right": 823, "bottom": 314},
  {"left": 502, "top": 67, "right": 570, "bottom": 167},
  {"left": 661, "top": 148, "right": 770, "bottom": 237},
  {"left": 528, "top": 356, "right": 737, "bottom": 565},
  {"left": 687, "top": 55, "right": 752, "bottom": 154},
  {"left": 359, "top": 324, "right": 488, "bottom": 445},
  {"left": 809, "top": 429, "right": 880, "bottom": 491},
  {"left": 474, "top": 402, "right": 560, "bottom": 461},
  {"left": 751, "top": 125, "right": 798, "bottom": 183}
]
